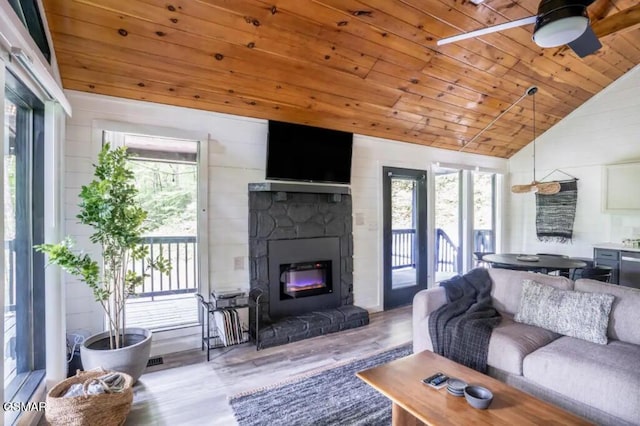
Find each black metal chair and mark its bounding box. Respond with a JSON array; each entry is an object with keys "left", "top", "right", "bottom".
[
  {"left": 573, "top": 265, "right": 612, "bottom": 283},
  {"left": 473, "top": 251, "right": 494, "bottom": 268},
  {"left": 536, "top": 253, "right": 570, "bottom": 277}
]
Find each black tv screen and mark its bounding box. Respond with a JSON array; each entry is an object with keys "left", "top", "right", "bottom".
[{"left": 266, "top": 120, "right": 353, "bottom": 184}]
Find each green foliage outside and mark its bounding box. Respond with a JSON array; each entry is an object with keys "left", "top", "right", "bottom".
[
  {"left": 391, "top": 179, "right": 415, "bottom": 229},
  {"left": 394, "top": 171, "right": 494, "bottom": 246},
  {"left": 435, "top": 173, "right": 460, "bottom": 243},
  {"left": 473, "top": 173, "right": 494, "bottom": 229},
  {"left": 4, "top": 156, "right": 16, "bottom": 240},
  {"left": 35, "top": 144, "right": 171, "bottom": 349},
  {"left": 129, "top": 161, "right": 197, "bottom": 236}
]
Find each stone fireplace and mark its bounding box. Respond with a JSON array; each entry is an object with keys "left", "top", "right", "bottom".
[{"left": 248, "top": 182, "right": 369, "bottom": 349}]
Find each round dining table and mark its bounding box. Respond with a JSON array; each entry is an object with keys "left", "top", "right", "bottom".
[{"left": 482, "top": 253, "right": 587, "bottom": 274}]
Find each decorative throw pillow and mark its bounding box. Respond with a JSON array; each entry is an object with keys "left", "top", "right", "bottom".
[{"left": 514, "top": 280, "right": 614, "bottom": 345}]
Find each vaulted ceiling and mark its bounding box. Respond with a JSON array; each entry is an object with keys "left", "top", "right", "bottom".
[{"left": 42, "top": 0, "right": 640, "bottom": 158}]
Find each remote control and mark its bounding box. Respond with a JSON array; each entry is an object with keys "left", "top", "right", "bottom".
[
  {"left": 431, "top": 375, "right": 449, "bottom": 386},
  {"left": 422, "top": 372, "right": 444, "bottom": 384},
  {"left": 421, "top": 373, "right": 449, "bottom": 389}
]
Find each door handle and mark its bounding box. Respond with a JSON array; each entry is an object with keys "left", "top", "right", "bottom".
[{"left": 621, "top": 256, "right": 640, "bottom": 262}]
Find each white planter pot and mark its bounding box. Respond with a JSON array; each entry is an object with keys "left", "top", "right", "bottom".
[{"left": 80, "top": 327, "right": 152, "bottom": 384}]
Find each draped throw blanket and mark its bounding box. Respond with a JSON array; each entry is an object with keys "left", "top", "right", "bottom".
[
  {"left": 536, "top": 180, "right": 578, "bottom": 243},
  {"left": 428, "top": 268, "right": 501, "bottom": 373}
]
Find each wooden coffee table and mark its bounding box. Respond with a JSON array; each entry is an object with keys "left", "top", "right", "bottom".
[{"left": 356, "top": 350, "right": 591, "bottom": 425}]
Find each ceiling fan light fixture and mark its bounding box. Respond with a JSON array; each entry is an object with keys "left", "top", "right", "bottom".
[
  {"left": 532, "top": 1, "right": 590, "bottom": 48},
  {"left": 533, "top": 15, "right": 589, "bottom": 47}
]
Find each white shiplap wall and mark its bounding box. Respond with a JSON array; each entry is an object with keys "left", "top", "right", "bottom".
[
  {"left": 507, "top": 65, "right": 640, "bottom": 257},
  {"left": 63, "top": 90, "right": 507, "bottom": 337}
]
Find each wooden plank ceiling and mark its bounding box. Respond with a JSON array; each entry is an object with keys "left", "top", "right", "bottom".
[{"left": 42, "top": 0, "right": 640, "bottom": 158}]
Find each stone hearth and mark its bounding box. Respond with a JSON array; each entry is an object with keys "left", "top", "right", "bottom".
[{"left": 248, "top": 183, "right": 369, "bottom": 349}]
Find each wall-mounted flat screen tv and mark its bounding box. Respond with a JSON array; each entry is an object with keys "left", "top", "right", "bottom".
[{"left": 266, "top": 120, "right": 353, "bottom": 184}]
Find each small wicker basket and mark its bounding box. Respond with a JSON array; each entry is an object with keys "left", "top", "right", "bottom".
[{"left": 45, "top": 369, "right": 133, "bottom": 426}]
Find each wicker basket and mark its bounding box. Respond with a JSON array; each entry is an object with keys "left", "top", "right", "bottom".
[{"left": 45, "top": 369, "right": 133, "bottom": 426}]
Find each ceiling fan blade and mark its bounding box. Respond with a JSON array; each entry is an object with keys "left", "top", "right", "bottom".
[
  {"left": 437, "top": 16, "right": 537, "bottom": 46},
  {"left": 592, "top": 3, "right": 640, "bottom": 39},
  {"left": 567, "top": 26, "right": 602, "bottom": 57}
]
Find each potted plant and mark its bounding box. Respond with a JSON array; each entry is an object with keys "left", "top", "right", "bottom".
[{"left": 37, "top": 144, "right": 170, "bottom": 383}]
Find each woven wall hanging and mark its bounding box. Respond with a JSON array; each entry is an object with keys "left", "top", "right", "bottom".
[{"left": 535, "top": 179, "right": 578, "bottom": 243}]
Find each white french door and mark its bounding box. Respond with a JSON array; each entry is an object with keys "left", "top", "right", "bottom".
[{"left": 433, "top": 164, "right": 501, "bottom": 282}]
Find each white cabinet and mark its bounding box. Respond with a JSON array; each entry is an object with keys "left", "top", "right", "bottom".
[{"left": 602, "top": 163, "right": 640, "bottom": 213}]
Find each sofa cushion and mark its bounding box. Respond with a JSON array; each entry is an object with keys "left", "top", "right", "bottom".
[
  {"left": 487, "top": 269, "right": 574, "bottom": 315},
  {"left": 575, "top": 279, "right": 640, "bottom": 345},
  {"left": 515, "top": 280, "right": 614, "bottom": 344},
  {"left": 487, "top": 313, "right": 560, "bottom": 375},
  {"left": 523, "top": 336, "right": 640, "bottom": 424}
]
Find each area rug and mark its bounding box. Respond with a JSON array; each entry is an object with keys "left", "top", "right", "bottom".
[{"left": 229, "top": 343, "right": 413, "bottom": 426}]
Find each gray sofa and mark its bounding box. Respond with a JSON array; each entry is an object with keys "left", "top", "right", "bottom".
[{"left": 413, "top": 268, "right": 640, "bottom": 425}]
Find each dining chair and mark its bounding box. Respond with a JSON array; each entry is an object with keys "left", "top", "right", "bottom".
[
  {"left": 572, "top": 265, "right": 612, "bottom": 283},
  {"left": 536, "top": 253, "right": 570, "bottom": 277},
  {"left": 473, "top": 251, "right": 494, "bottom": 268}
]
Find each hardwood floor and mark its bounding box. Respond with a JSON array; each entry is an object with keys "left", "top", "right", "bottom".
[{"left": 125, "top": 305, "right": 412, "bottom": 425}]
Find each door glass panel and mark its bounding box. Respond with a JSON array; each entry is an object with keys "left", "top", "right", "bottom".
[
  {"left": 434, "top": 168, "right": 461, "bottom": 281},
  {"left": 3, "top": 75, "right": 46, "bottom": 425},
  {"left": 4, "top": 98, "right": 18, "bottom": 388},
  {"left": 473, "top": 172, "right": 495, "bottom": 266},
  {"left": 110, "top": 133, "right": 200, "bottom": 331},
  {"left": 391, "top": 177, "right": 417, "bottom": 289}
]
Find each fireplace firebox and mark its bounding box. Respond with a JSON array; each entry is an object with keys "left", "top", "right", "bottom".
[
  {"left": 280, "top": 260, "right": 332, "bottom": 299},
  {"left": 268, "top": 237, "right": 341, "bottom": 318}
]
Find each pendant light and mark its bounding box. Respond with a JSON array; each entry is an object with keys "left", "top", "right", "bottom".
[{"left": 511, "top": 86, "right": 561, "bottom": 195}]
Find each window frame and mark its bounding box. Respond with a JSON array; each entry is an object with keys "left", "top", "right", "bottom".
[
  {"left": 3, "top": 70, "right": 46, "bottom": 425},
  {"left": 91, "top": 121, "right": 209, "bottom": 347},
  {"left": 7, "top": 0, "right": 51, "bottom": 63}
]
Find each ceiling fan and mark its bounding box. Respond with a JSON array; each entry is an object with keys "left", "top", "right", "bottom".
[{"left": 437, "top": 1, "right": 640, "bottom": 58}]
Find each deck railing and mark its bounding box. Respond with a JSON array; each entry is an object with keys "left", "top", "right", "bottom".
[
  {"left": 435, "top": 229, "right": 458, "bottom": 272},
  {"left": 474, "top": 229, "right": 494, "bottom": 254},
  {"left": 391, "top": 229, "right": 416, "bottom": 269},
  {"left": 131, "top": 236, "right": 198, "bottom": 299},
  {"left": 392, "top": 228, "right": 494, "bottom": 273}
]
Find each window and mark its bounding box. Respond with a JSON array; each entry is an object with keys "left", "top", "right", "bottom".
[
  {"left": 434, "top": 167, "right": 462, "bottom": 279},
  {"left": 7, "top": 0, "right": 51, "bottom": 63},
  {"left": 3, "top": 71, "right": 45, "bottom": 425},
  {"left": 473, "top": 171, "right": 496, "bottom": 257}
]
